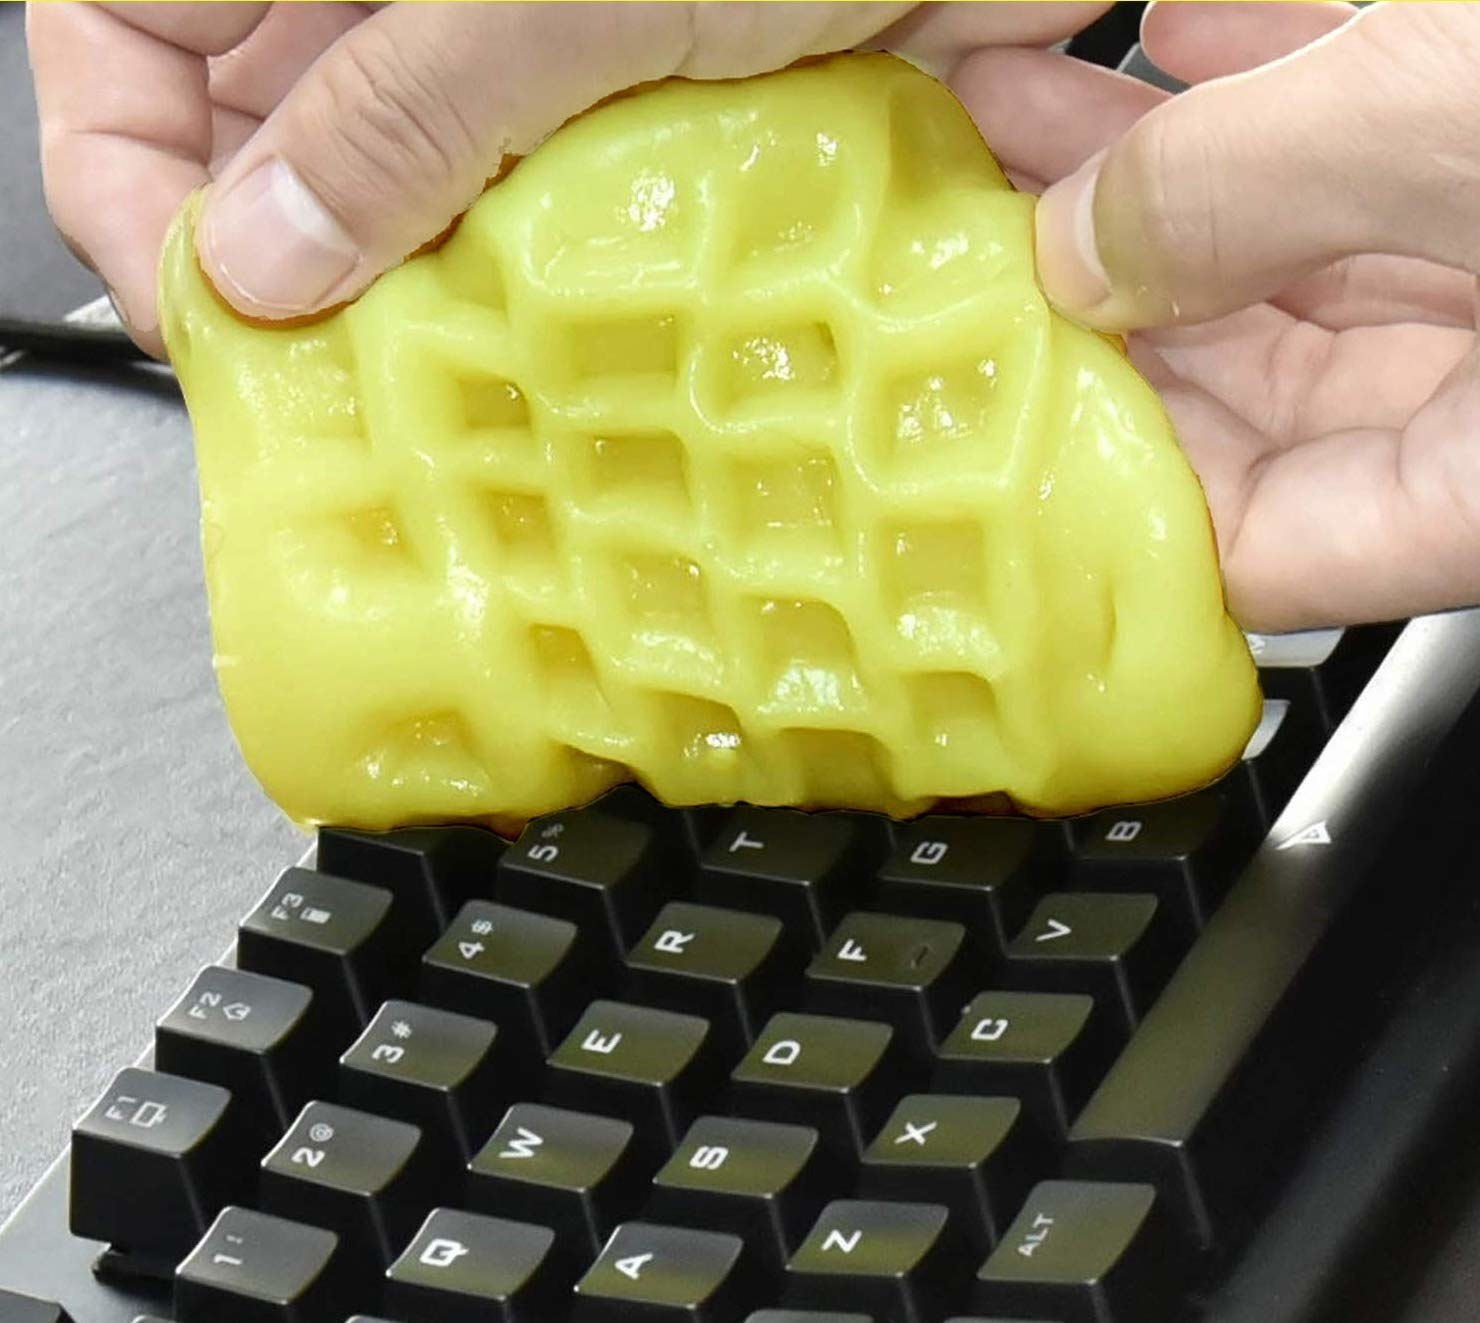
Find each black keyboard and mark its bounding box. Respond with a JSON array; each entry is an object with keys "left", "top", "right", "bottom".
[{"left": 9, "top": 610, "right": 1480, "bottom": 1323}]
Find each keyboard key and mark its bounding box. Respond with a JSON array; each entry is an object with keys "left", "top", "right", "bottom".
[
  {"left": 934, "top": 992, "right": 1106, "bottom": 1141},
  {"left": 696, "top": 809, "right": 873, "bottom": 951},
  {"left": 573, "top": 1221, "right": 753, "bottom": 1322},
  {"left": 468, "top": 1103, "right": 646, "bottom": 1258},
  {"left": 339, "top": 999, "right": 504, "bottom": 1165},
  {"left": 783, "top": 1201, "right": 967, "bottom": 1321},
  {"left": 175, "top": 1206, "right": 346, "bottom": 1323},
  {"left": 316, "top": 824, "right": 505, "bottom": 944},
  {"left": 731, "top": 1013, "right": 908, "bottom": 1161},
  {"left": 1071, "top": 790, "right": 1251, "bottom": 938},
  {"left": 858, "top": 1096, "right": 1043, "bottom": 1254},
  {"left": 746, "top": 1315, "right": 870, "bottom": 1323},
  {"left": 384, "top": 1206, "right": 565, "bottom": 1322},
  {"left": 546, "top": 1001, "right": 718, "bottom": 1155},
  {"left": 0, "top": 1290, "right": 72, "bottom": 1322},
  {"left": 804, "top": 912, "right": 973, "bottom": 1052},
  {"left": 972, "top": 1181, "right": 1182, "bottom": 1323},
  {"left": 1231, "top": 698, "right": 1324, "bottom": 828},
  {"left": 259, "top": 1101, "right": 430, "bottom": 1269},
  {"left": 627, "top": 902, "right": 793, "bottom": 1054},
  {"left": 155, "top": 965, "right": 319, "bottom": 1135},
  {"left": 498, "top": 809, "right": 668, "bottom": 959},
  {"left": 421, "top": 901, "right": 588, "bottom": 1060},
  {"left": 647, "top": 1117, "right": 835, "bottom": 1275},
  {"left": 237, "top": 869, "right": 399, "bottom": 1039},
  {"left": 70, "top": 1067, "right": 249, "bottom": 1263},
  {"left": 1005, "top": 893, "right": 1178, "bottom": 1038},
  {"left": 1249, "top": 622, "right": 1398, "bottom": 733},
  {"left": 876, "top": 818, "right": 1058, "bottom": 955}
]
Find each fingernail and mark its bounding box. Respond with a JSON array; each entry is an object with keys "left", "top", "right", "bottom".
[
  {"left": 201, "top": 157, "right": 359, "bottom": 315},
  {"left": 1034, "top": 153, "right": 1111, "bottom": 315}
]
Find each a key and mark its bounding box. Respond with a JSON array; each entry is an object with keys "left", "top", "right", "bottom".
[
  {"left": 934, "top": 992, "right": 1107, "bottom": 1141},
  {"left": 237, "top": 869, "right": 400, "bottom": 1040},
  {"left": 572, "top": 1221, "right": 754, "bottom": 1323},
  {"left": 731, "top": 1013, "right": 909, "bottom": 1161},
  {"left": 804, "top": 912, "right": 974, "bottom": 1053},
  {"left": 858, "top": 1096, "right": 1043, "bottom": 1254},
  {"left": 498, "top": 809, "right": 668, "bottom": 959},
  {"left": 876, "top": 818, "right": 1058, "bottom": 956},
  {"left": 627, "top": 902, "right": 793, "bottom": 1054},
  {"left": 1004, "top": 894, "right": 1179, "bottom": 1039},
  {"left": 339, "top": 999, "right": 504, "bottom": 1166},
  {"left": 546, "top": 1000, "right": 718, "bottom": 1156},
  {"left": 0, "top": 1291, "right": 72, "bottom": 1323},
  {"left": 696, "top": 808, "right": 874, "bottom": 952},
  {"left": 70, "top": 1067, "right": 249, "bottom": 1264},
  {"left": 383, "top": 1206, "right": 566, "bottom": 1323},
  {"left": 259, "top": 1101, "right": 430, "bottom": 1269},
  {"left": 783, "top": 1201, "right": 967, "bottom": 1322},
  {"left": 647, "top": 1116, "right": 835, "bottom": 1276},
  {"left": 317, "top": 824, "right": 505, "bottom": 945},
  {"left": 468, "top": 1103, "right": 646, "bottom": 1258},
  {"left": 421, "top": 901, "right": 588, "bottom": 1061},
  {"left": 1071, "top": 791, "right": 1251, "bottom": 939},
  {"left": 1250, "top": 622, "right": 1399, "bottom": 734},
  {"left": 972, "top": 1181, "right": 1183, "bottom": 1323},
  {"left": 1229, "top": 698, "right": 1324, "bottom": 828},
  {"left": 175, "top": 1206, "right": 347, "bottom": 1323},
  {"left": 155, "top": 965, "right": 320, "bottom": 1135},
  {"left": 745, "top": 1315, "right": 871, "bottom": 1323},
  {"left": 596, "top": 783, "right": 725, "bottom": 867}
]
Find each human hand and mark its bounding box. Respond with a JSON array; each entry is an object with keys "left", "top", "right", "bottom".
[
  {"left": 27, "top": 0, "right": 1108, "bottom": 358},
  {"left": 959, "top": 0, "right": 1480, "bottom": 632}
]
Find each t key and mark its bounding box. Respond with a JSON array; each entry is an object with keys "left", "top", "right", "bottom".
[
  {"left": 696, "top": 809, "right": 872, "bottom": 952},
  {"left": 573, "top": 1221, "right": 754, "bottom": 1323},
  {"left": 175, "top": 1206, "right": 347, "bottom": 1323}
]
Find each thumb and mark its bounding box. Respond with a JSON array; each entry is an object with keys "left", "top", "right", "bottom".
[
  {"left": 1033, "top": 3, "right": 1480, "bottom": 330},
  {"left": 196, "top": 2, "right": 907, "bottom": 320}
]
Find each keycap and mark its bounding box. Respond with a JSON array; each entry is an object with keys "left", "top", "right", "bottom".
[
  {"left": 421, "top": 900, "right": 588, "bottom": 1060},
  {"left": 0, "top": 1291, "right": 72, "bottom": 1323},
  {"left": 746, "top": 1314, "right": 870, "bottom": 1323},
  {"left": 317, "top": 824, "right": 505, "bottom": 944},
  {"left": 934, "top": 992, "right": 1106, "bottom": 1141},
  {"left": 858, "top": 1096, "right": 1043, "bottom": 1254},
  {"left": 175, "top": 1206, "right": 346, "bottom": 1323},
  {"left": 804, "top": 912, "right": 973, "bottom": 1052},
  {"left": 1249, "top": 622, "right": 1398, "bottom": 733},
  {"left": 972, "top": 1181, "right": 1183, "bottom": 1323},
  {"left": 259, "top": 1101, "right": 430, "bottom": 1269},
  {"left": 70, "top": 1067, "right": 249, "bottom": 1263},
  {"left": 597, "top": 783, "right": 725, "bottom": 867},
  {"left": 876, "top": 818, "right": 1058, "bottom": 956},
  {"left": 383, "top": 1206, "right": 565, "bottom": 1322},
  {"left": 339, "top": 999, "right": 504, "bottom": 1165},
  {"left": 546, "top": 1000, "right": 718, "bottom": 1155},
  {"left": 468, "top": 1103, "right": 646, "bottom": 1257},
  {"left": 731, "top": 1013, "right": 909, "bottom": 1160},
  {"left": 627, "top": 902, "right": 793, "bottom": 1053},
  {"left": 696, "top": 809, "right": 874, "bottom": 951},
  {"left": 783, "top": 1201, "right": 967, "bottom": 1321},
  {"left": 237, "top": 868, "right": 399, "bottom": 1039},
  {"left": 573, "top": 1221, "right": 753, "bottom": 1322},
  {"left": 498, "top": 809, "right": 668, "bottom": 958},
  {"left": 1229, "top": 697, "right": 1324, "bottom": 828},
  {"left": 647, "top": 1117, "right": 835, "bottom": 1275},
  {"left": 1070, "top": 790, "right": 1251, "bottom": 938},
  {"left": 156, "top": 965, "right": 320, "bottom": 1135},
  {"left": 1004, "top": 893, "right": 1178, "bottom": 1038}
]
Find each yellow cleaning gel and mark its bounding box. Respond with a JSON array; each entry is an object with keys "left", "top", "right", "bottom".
[{"left": 160, "top": 52, "right": 1260, "bottom": 832}]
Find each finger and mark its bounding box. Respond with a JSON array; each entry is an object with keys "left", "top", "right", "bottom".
[
  {"left": 1033, "top": 3, "right": 1480, "bottom": 331},
  {"left": 198, "top": 1, "right": 914, "bottom": 319},
  {"left": 208, "top": 3, "right": 373, "bottom": 120},
  {"left": 951, "top": 45, "right": 1166, "bottom": 183},
  {"left": 874, "top": 1, "right": 1113, "bottom": 76},
  {"left": 1142, "top": 0, "right": 1358, "bottom": 86},
  {"left": 27, "top": 1, "right": 269, "bottom": 354},
  {"left": 1272, "top": 255, "right": 1476, "bottom": 331}
]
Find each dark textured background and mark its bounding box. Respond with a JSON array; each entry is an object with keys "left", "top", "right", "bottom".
[{"left": 0, "top": 4, "right": 299, "bottom": 1220}]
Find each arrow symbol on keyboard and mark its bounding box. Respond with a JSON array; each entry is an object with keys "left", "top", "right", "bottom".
[
  {"left": 1276, "top": 819, "right": 1332, "bottom": 850},
  {"left": 1036, "top": 919, "right": 1073, "bottom": 943},
  {"left": 458, "top": 941, "right": 485, "bottom": 960}
]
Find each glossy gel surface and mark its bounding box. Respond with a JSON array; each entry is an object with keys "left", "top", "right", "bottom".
[{"left": 160, "top": 52, "right": 1260, "bottom": 831}]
